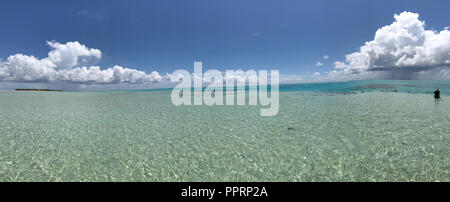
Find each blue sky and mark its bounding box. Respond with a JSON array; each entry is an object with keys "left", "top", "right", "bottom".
[{"left": 1, "top": 0, "right": 450, "bottom": 88}]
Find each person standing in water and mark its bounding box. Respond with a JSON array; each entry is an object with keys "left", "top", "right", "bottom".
[{"left": 434, "top": 88, "right": 441, "bottom": 99}]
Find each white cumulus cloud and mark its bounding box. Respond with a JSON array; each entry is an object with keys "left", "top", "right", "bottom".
[
  {"left": 331, "top": 11, "right": 450, "bottom": 80},
  {"left": 46, "top": 41, "right": 101, "bottom": 69},
  {"left": 315, "top": 61, "right": 324, "bottom": 67},
  {"left": 0, "top": 41, "right": 163, "bottom": 84}
]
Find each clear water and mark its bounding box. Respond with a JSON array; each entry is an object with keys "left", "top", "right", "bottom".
[{"left": 0, "top": 80, "right": 449, "bottom": 181}]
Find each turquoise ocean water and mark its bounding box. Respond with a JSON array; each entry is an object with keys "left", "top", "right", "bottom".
[{"left": 0, "top": 80, "right": 449, "bottom": 181}]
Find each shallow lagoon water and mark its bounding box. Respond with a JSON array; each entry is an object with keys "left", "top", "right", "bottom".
[{"left": 0, "top": 81, "right": 449, "bottom": 181}]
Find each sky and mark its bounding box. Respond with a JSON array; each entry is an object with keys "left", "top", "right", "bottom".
[{"left": 1, "top": 0, "right": 450, "bottom": 90}]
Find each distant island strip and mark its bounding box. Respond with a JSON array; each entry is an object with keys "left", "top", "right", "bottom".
[{"left": 15, "top": 89, "right": 64, "bottom": 92}]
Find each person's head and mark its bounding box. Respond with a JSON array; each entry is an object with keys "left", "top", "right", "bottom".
[{"left": 437, "top": 88, "right": 440, "bottom": 91}]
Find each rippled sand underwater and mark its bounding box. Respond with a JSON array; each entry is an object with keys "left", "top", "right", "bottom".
[{"left": 0, "top": 90, "right": 449, "bottom": 181}]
